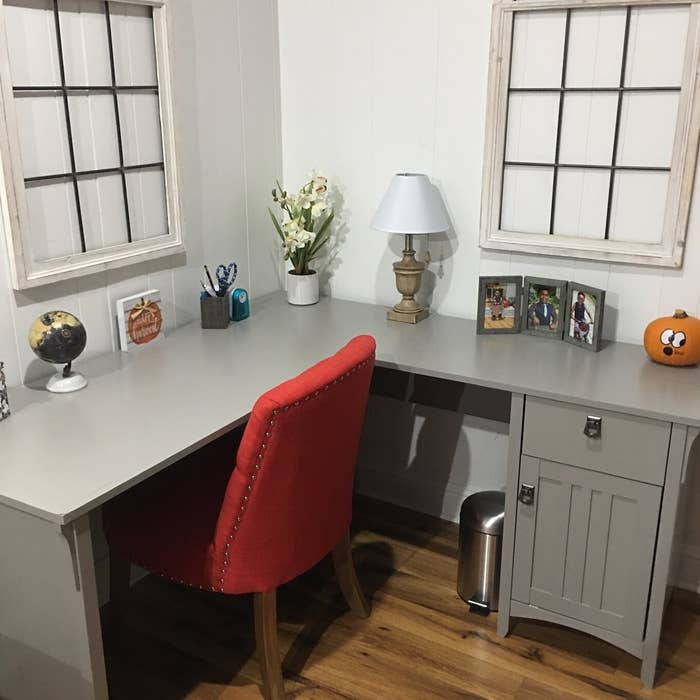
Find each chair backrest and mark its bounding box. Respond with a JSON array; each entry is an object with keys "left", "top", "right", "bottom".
[{"left": 209, "top": 335, "right": 376, "bottom": 593}]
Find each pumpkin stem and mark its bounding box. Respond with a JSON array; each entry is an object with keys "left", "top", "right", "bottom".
[{"left": 674, "top": 309, "right": 689, "bottom": 319}]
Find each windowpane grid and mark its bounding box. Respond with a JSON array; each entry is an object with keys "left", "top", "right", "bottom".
[
  {"left": 501, "top": 4, "right": 683, "bottom": 240},
  {"left": 549, "top": 8, "right": 572, "bottom": 235},
  {"left": 52, "top": 0, "right": 86, "bottom": 251},
  {"left": 11, "top": 0, "right": 165, "bottom": 255},
  {"left": 104, "top": 0, "right": 132, "bottom": 243},
  {"left": 604, "top": 5, "right": 633, "bottom": 240}
]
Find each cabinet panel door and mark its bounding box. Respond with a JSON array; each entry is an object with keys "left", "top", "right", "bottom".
[{"left": 512, "top": 457, "right": 661, "bottom": 641}]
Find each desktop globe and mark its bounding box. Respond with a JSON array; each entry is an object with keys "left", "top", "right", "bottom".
[
  {"left": 29, "top": 311, "right": 86, "bottom": 363},
  {"left": 28, "top": 311, "right": 88, "bottom": 393}
]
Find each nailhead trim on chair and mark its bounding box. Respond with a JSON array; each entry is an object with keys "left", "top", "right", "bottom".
[{"left": 212, "top": 353, "right": 375, "bottom": 593}]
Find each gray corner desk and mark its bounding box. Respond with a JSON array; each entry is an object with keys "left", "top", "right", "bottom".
[{"left": 1, "top": 292, "right": 700, "bottom": 699}]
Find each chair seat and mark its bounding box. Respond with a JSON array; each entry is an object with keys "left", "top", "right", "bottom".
[{"left": 104, "top": 438, "right": 237, "bottom": 590}]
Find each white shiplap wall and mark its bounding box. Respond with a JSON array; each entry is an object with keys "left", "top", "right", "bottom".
[
  {"left": 0, "top": 0, "right": 283, "bottom": 389},
  {"left": 279, "top": 0, "right": 700, "bottom": 591},
  {"left": 278, "top": 0, "right": 700, "bottom": 339}
]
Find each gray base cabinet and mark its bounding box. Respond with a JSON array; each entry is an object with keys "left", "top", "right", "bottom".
[
  {"left": 513, "top": 457, "right": 661, "bottom": 641},
  {"left": 499, "top": 395, "right": 698, "bottom": 688}
]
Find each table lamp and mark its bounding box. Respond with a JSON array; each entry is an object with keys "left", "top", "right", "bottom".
[{"left": 371, "top": 173, "right": 448, "bottom": 323}]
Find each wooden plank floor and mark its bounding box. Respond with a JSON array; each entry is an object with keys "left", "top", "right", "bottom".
[{"left": 104, "top": 496, "right": 700, "bottom": 699}]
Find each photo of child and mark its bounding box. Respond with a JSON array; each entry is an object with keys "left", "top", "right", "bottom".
[
  {"left": 564, "top": 284, "right": 605, "bottom": 351},
  {"left": 483, "top": 281, "right": 518, "bottom": 330},
  {"left": 526, "top": 284, "right": 561, "bottom": 331},
  {"left": 569, "top": 290, "right": 596, "bottom": 345},
  {"left": 476, "top": 276, "right": 523, "bottom": 335}
]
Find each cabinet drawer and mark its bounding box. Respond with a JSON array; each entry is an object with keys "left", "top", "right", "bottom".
[{"left": 522, "top": 396, "right": 671, "bottom": 485}]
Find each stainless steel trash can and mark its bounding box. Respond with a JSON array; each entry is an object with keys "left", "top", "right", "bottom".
[{"left": 457, "top": 490, "right": 505, "bottom": 616}]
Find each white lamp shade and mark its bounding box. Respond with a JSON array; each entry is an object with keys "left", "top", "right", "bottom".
[{"left": 371, "top": 173, "right": 449, "bottom": 234}]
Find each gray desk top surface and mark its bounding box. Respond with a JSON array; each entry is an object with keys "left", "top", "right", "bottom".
[{"left": 2, "top": 292, "right": 700, "bottom": 524}]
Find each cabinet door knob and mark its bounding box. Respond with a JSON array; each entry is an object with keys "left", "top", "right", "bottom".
[
  {"left": 518, "top": 483, "right": 535, "bottom": 505},
  {"left": 584, "top": 415, "right": 602, "bottom": 438}
]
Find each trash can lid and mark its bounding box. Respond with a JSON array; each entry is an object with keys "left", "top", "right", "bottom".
[{"left": 460, "top": 490, "right": 506, "bottom": 535}]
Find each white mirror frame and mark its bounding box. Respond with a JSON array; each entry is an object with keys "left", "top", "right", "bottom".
[
  {"left": 0, "top": 0, "right": 184, "bottom": 289},
  {"left": 480, "top": 0, "right": 700, "bottom": 268}
]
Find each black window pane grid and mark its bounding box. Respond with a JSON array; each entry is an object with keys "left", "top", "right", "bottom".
[
  {"left": 501, "top": 6, "right": 679, "bottom": 240},
  {"left": 13, "top": 85, "right": 158, "bottom": 92},
  {"left": 14, "top": 0, "right": 166, "bottom": 253}
]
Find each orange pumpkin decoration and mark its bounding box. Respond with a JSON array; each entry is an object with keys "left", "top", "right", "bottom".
[{"left": 644, "top": 309, "right": 700, "bottom": 366}]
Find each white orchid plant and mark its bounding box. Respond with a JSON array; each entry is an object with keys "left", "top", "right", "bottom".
[{"left": 269, "top": 173, "right": 335, "bottom": 275}]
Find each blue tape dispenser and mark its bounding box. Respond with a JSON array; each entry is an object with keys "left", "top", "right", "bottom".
[{"left": 231, "top": 288, "right": 250, "bottom": 321}]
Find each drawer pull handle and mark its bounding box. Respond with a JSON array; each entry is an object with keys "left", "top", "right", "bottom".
[
  {"left": 518, "top": 483, "right": 535, "bottom": 505},
  {"left": 584, "top": 415, "right": 602, "bottom": 438}
]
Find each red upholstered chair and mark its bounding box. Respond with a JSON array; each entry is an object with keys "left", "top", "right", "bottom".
[{"left": 103, "top": 335, "right": 376, "bottom": 699}]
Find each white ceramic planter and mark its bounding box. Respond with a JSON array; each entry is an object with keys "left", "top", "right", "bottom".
[{"left": 287, "top": 270, "right": 319, "bottom": 306}]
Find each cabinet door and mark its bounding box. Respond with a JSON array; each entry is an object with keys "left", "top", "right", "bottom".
[{"left": 512, "top": 456, "right": 661, "bottom": 641}]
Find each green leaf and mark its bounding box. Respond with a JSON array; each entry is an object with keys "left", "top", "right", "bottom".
[
  {"left": 308, "top": 211, "right": 334, "bottom": 257},
  {"left": 318, "top": 209, "right": 335, "bottom": 235},
  {"left": 268, "top": 208, "right": 285, "bottom": 242},
  {"left": 293, "top": 246, "right": 306, "bottom": 274},
  {"left": 308, "top": 232, "right": 327, "bottom": 259}
]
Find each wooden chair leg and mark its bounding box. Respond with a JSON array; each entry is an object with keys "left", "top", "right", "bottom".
[
  {"left": 332, "top": 529, "right": 370, "bottom": 618},
  {"left": 109, "top": 549, "right": 131, "bottom": 626},
  {"left": 254, "top": 589, "right": 285, "bottom": 700}
]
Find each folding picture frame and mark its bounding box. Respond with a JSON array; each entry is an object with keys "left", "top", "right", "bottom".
[
  {"left": 476, "top": 276, "right": 523, "bottom": 334},
  {"left": 564, "top": 283, "right": 606, "bottom": 352},
  {"left": 522, "top": 277, "right": 568, "bottom": 339}
]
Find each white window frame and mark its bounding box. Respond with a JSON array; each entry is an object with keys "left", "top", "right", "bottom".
[
  {"left": 0, "top": 0, "right": 183, "bottom": 289},
  {"left": 480, "top": 0, "right": 700, "bottom": 267}
]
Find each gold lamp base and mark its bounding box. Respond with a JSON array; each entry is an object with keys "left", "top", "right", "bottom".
[
  {"left": 387, "top": 234, "right": 429, "bottom": 324},
  {"left": 387, "top": 306, "right": 429, "bottom": 324}
]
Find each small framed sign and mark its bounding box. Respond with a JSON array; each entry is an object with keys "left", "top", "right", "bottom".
[
  {"left": 116, "top": 290, "right": 164, "bottom": 351},
  {"left": 523, "top": 277, "right": 568, "bottom": 339},
  {"left": 564, "top": 283, "right": 606, "bottom": 352},
  {"left": 476, "top": 276, "right": 523, "bottom": 334}
]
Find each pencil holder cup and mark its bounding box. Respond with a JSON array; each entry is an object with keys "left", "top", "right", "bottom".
[{"left": 200, "top": 295, "right": 230, "bottom": 329}]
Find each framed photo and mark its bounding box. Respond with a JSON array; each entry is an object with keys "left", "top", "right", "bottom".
[
  {"left": 477, "top": 276, "right": 523, "bottom": 334},
  {"left": 523, "top": 277, "right": 568, "bottom": 338},
  {"left": 564, "top": 283, "right": 606, "bottom": 353}
]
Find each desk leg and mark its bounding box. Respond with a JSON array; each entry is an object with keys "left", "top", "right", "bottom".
[
  {"left": 641, "top": 423, "right": 691, "bottom": 688},
  {"left": 0, "top": 505, "right": 108, "bottom": 700},
  {"left": 497, "top": 392, "right": 524, "bottom": 638}
]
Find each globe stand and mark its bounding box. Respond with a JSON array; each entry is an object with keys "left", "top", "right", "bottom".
[{"left": 46, "top": 361, "right": 87, "bottom": 394}]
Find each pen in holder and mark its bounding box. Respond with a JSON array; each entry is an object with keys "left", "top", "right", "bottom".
[{"left": 200, "top": 294, "right": 230, "bottom": 329}]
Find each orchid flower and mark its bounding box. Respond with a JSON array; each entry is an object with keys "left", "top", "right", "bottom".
[{"left": 269, "top": 172, "right": 335, "bottom": 274}]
